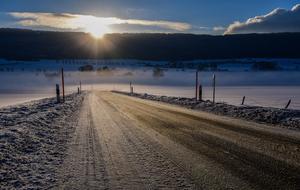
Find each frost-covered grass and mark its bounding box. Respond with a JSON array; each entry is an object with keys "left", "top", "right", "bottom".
[
  {"left": 0, "top": 93, "right": 84, "bottom": 189},
  {"left": 114, "top": 91, "right": 300, "bottom": 130}
]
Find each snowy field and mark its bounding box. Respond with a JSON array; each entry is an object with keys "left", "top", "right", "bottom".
[
  {"left": 0, "top": 59, "right": 299, "bottom": 109},
  {"left": 0, "top": 93, "right": 84, "bottom": 189}
]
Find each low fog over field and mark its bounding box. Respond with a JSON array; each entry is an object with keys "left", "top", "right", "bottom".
[{"left": 0, "top": 59, "right": 299, "bottom": 109}]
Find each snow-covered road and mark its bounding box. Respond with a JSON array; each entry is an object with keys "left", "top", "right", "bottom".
[
  {"left": 57, "top": 92, "right": 196, "bottom": 189},
  {"left": 56, "top": 91, "right": 300, "bottom": 189},
  {"left": 1, "top": 91, "right": 299, "bottom": 189}
]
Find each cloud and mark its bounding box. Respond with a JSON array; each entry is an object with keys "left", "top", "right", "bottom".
[
  {"left": 225, "top": 4, "right": 300, "bottom": 34},
  {"left": 9, "top": 12, "right": 191, "bottom": 32},
  {"left": 213, "top": 26, "right": 226, "bottom": 32},
  {"left": 123, "top": 19, "right": 190, "bottom": 31},
  {"left": 9, "top": 12, "right": 79, "bottom": 29}
]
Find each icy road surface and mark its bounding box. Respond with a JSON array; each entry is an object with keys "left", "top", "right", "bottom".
[
  {"left": 56, "top": 91, "right": 300, "bottom": 189},
  {"left": 1, "top": 91, "right": 299, "bottom": 189}
]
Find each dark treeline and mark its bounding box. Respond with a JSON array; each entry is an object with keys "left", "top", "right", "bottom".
[{"left": 1, "top": 28, "right": 300, "bottom": 61}]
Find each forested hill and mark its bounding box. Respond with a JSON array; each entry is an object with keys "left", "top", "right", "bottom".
[{"left": 1, "top": 28, "right": 300, "bottom": 61}]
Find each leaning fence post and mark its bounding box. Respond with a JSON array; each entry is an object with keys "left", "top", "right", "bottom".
[
  {"left": 78, "top": 87, "right": 80, "bottom": 94},
  {"left": 212, "top": 74, "right": 216, "bottom": 103},
  {"left": 241, "top": 96, "right": 246, "bottom": 105},
  {"left": 56, "top": 84, "right": 60, "bottom": 103},
  {"left": 285, "top": 99, "right": 291, "bottom": 109},
  {"left": 198, "top": 84, "right": 202, "bottom": 101}
]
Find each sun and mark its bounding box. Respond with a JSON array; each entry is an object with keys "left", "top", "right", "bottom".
[
  {"left": 72, "top": 15, "right": 112, "bottom": 38},
  {"left": 85, "top": 24, "right": 109, "bottom": 39}
]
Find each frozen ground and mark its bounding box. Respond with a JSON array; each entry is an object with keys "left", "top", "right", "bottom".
[
  {"left": 1, "top": 91, "right": 299, "bottom": 189},
  {"left": 114, "top": 91, "right": 300, "bottom": 130},
  {"left": 115, "top": 85, "right": 300, "bottom": 110},
  {"left": 0, "top": 93, "right": 52, "bottom": 108},
  {"left": 0, "top": 93, "right": 84, "bottom": 189},
  {"left": 56, "top": 91, "right": 300, "bottom": 189}
]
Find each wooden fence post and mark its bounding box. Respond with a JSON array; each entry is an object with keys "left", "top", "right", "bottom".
[
  {"left": 56, "top": 84, "right": 60, "bottom": 103},
  {"left": 198, "top": 84, "right": 202, "bottom": 101},
  {"left": 212, "top": 74, "right": 216, "bottom": 104},
  {"left": 130, "top": 81, "right": 132, "bottom": 93},
  {"left": 195, "top": 71, "right": 198, "bottom": 100},
  {"left": 285, "top": 99, "right": 291, "bottom": 109},
  {"left": 79, "top": 81, "right": 82, "bottom": 93},
  {"left": 131, "top": 86, "right": 134, "bottom": 95},
  {"left": 241, "top": 96, "right": 246, "bottom": 105},
  {"left": 61, "top": 68, "right": 65, "bottom": 102}
]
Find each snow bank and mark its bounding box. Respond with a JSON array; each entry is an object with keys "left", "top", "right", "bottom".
[
  {"left": 0, "top": 93, "right": 84, "bottom": 189},
  {"left": 114, "top": 91, "right": 300, "bottom": 130}
]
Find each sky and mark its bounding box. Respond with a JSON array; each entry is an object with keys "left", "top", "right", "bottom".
[{"left": 0, "top": 0, "right": 300, "bottom": 36}]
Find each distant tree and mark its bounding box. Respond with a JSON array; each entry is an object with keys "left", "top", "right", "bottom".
[
  {"left": 210, "top": 63, "right": 218, "bottom": 71},
  {"left": 78, "top": 65, "right": 94, "bottom": 71},
  {"left": 96, "top": 66, "right": 114, "bottom": 76},
  {"left": 153, "top": 67, "right": 164, "bottom": 77},
  {"left": 123, "top": 71, "right": 134, "bottom": 76},
  {"left": 252, "top": 62, "right": 281, "bottom": 71}
]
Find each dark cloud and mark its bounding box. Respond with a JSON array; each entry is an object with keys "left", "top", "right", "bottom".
[{"left": 225, "top": 4, "right": 300, "bottom": 34}]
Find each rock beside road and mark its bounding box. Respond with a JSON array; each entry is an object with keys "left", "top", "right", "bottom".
[{"left": 114, "top": 91, "right": 300, "bottom": 130}]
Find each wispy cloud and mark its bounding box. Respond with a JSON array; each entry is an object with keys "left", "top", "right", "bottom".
[
  {"left": 213, "top": 26, "right": 226, "bottom": 32},
  {"left": 9, "top": 12, "right": 191, "bottom": 32},
  {"left": 225, "top": 4, "right": 300, "bottom": 35}
]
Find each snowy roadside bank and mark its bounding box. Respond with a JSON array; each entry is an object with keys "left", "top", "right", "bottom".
[
  {"left": 113, "top": 91, "right": 300, "bottom": 130},
  {"left": 0, "top": 93, "right": 84, "bottom": 189}
]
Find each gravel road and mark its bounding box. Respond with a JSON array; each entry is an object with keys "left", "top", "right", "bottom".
[{"left": 55, "top": 91, "right": 300, "bottom": 190}]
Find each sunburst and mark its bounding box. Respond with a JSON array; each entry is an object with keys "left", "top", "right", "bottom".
[{"left": 85, "top": 24, "right": 109, "bottom": 38}]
